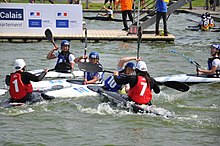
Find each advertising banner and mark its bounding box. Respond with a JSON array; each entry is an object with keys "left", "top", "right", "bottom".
[{"left": 0, "top": 3, "right": 83, "bottom": 35}]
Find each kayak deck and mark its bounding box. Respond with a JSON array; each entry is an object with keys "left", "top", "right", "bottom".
[{"left": 155, "top": 74, "right": 220, "bottom": 85}]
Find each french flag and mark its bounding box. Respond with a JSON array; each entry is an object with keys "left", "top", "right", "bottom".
[
  {"left": 30, "top": 11, "right": 41, "bottom": 17},
  {"left": 57, "top": 12, "right": 68, "bottom": 17}
]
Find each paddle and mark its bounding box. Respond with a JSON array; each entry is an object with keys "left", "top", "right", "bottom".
[
  {"left": 78, "top": 62, "right": 190, "bottom": 92},
  {"left": 170, "top": 49, "right": 205, "bottom": 69},
  {"left": 45, "top": 29, "right": 56, "bottom": 48},
  {"left": 96, "top": 1, "right": 108, "bottom": 17},
  {"left": 137, "top": 26, "right": 142, "bottom": 59}
]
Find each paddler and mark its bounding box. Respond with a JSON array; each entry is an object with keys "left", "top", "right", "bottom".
[
  {"left": 103, "top": 56, "right": 140, "bottom": 93},
  {"left": 205, "top": 12, "right": 215, "bottom": 28},
  {"left": 4, "top": 59, "right": 54, "bottom": 105},
  {"left": 74, "top": 51, "right": 104, "bottom": 84},
  {"left": 46, "top": 40, "right": 75, "bottom": 73},
  {"left": 113, "top": 61, "right": 160, "bottom": 111},
  {"left": 198, "top": 13, "right": 209, "bottom": 31},
  {"left": 197, "top": 44, "right": 220, "bottom": 77}
]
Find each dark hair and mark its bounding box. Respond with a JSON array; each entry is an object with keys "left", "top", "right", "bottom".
[{"left": 135, "top": 69, "right": 151, "bottom": 84}]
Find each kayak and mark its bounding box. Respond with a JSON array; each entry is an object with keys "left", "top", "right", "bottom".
[
  {"left": 155, "top": 74, "right": 220, "bottom": 85},
  {"left": 44, "top": 81, "right": 104, "bottom": 98},
  {"left": 29, "top": 69, "right": 84, "bottom": 78},
  {"left": 186, "top": 26, "right": 220, "bottom": 32},
  {"left": 31, "top": 79, "right": 73, "bottom": 91},
  {"left": 44, "top": 84, "right": 100, "bottom": 98},
  {"left": 0, "top": 89, "right": 7, "bottom": 96},
  {"left": 88, "top": 86, "right": 173, "bottom": 117}
]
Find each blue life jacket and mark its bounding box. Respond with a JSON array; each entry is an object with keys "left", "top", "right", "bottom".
[
  {"left": 104, "top": 75, "right": 122, "bottom": 92},
  {"left": 86, "top": 63, "right": 104, "bottom": 83},
  {"left": 56, "top": 51, "right": 71, "bottom": 65},
  {"left": 207, "top": 57, "right": 220, "bottom": 77}
]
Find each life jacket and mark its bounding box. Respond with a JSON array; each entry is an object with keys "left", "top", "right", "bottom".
[
  {"left": 85, "top": 63, "right": 104, "bottom": 83},
  {"left": 200, "top": 20, "right": 209, "bottom": 31},
  {"left": 56, "top": 51, "right": 71, "bottom": 65},
  {"left": 128, "top": 76, "right": 152, "bottom": 104},
  {"left": 104, "top": 75, "right": 122, "bottom": 92},
  {"left": 207, "top": 17, "right": 215, "bottom": 28},
  {"left": 207, "top": 57, "right": 220, "bottom": 77},
  {"left": 9, "top": 72, "right": 33, "bottom": 100}
]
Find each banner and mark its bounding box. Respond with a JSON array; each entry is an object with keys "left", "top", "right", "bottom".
[{"left": 0, "top": 3, "right": 83, "bottom": 35}]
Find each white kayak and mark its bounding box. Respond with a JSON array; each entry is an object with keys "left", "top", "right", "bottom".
[
  {"left": 155, "top": 74, "right": 220, "bottom": 84},
  {"left": 0, "top": 89, "right": 8, "bottom": 96},
  {"left": 45, "top": 84, "right": 100, "bottom": 98},
  {"left": 29, "top": 69, "right": 84, "bottom": 78},
  {"left": 31, "top": 79, "right": 73, "bottom": 91}
]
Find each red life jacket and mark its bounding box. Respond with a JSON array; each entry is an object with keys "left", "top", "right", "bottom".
[
  {"left": 9, "top": 72, "right": 33, "bottom": 100},
  {"left": 128, "top": 76, "right": 152, "bottom": 104}
]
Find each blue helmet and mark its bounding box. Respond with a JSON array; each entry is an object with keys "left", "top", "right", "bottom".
[
  {"left": 61, "top": 40, "right": 70, "bottom": 47},
  {"left": 211, "top": 44, "right": 220, "bottom": 50},
  {"left": 125, "top": 62, "right": 135, "bottom": 69},
  {"left": 89, "top": 52, "right": 99, "bottom": 59}
]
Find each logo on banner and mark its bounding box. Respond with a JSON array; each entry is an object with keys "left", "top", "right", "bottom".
[
  {"left": 29, "top": 19, "right": 42, "bottom": 28},
  {"left": 56, "top": 20, "right": 69, "bottom": 28},
  {"left": 57, "top": 12, "right": 68, "bottom": 18},
  {"left": 0, "top": 8, "right": 23, "bottom": 20},
  {"left": 29, "top": 11, "right": 41, "bottom": 18}
]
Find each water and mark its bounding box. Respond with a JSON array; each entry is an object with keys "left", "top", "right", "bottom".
[{"left": 0, "top": 13, "right": 220, "bottom": 145}]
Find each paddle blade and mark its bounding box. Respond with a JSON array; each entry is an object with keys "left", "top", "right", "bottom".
[
  {"left": 45, "top": 29, "right": 54, "bottom": 43},
  {"left": 163, "top": 81, "right": 190, "bottom": 92},
  {"left": 78, "top": 62, "right": 103, "bottom": 72}
]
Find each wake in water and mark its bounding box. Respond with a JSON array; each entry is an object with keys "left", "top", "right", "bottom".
[{"left": 75, "top": 102, "right": 175, "bottom": 118}]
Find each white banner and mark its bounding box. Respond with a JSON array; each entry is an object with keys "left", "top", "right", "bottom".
[{"left": 0, "top": 3, "right": 83, "bottom": 35}]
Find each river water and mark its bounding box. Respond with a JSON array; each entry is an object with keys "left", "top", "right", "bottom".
[{"left": 0, "top": 12, "right": 219, "bottom": 145}]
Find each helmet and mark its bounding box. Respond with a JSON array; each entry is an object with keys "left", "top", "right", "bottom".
[
  {"left": 61, "top": 40, "right": 70, "bottom": 47},
  {"left": 201, "top": 13, "right": 206, "bottom": 19},
  {"left": 125, "top": 62, "right": 135, "bottom": 69},
  {"left": 14, "top": 59, "right": 26, "bottom": 71},
  {"left": 135, "top": 61, "right": 147, "bottom": 71},
  {"left": 210, "top": 44, "right": 220, "bottom": 50},
  {"left": 89, "top": 51, "right": 99, "bottom": 59},
  {"left": 205, "top": 12, "right": 211, "bottom": 18},
  {"left": 108, "top": 6, "right": 112, "bottom": 9}
]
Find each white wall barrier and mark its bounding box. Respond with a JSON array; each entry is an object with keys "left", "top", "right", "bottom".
[{"left": 0, "top": 3, "right": 83, "bottom": 35}]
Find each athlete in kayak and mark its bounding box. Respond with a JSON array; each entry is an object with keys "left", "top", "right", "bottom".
[
  {"left": 198, "top": 13, "right": 209, "bottom": 31},
  {"left": 75, "top": 51, "right": 104, "bottom": 84},
  {"left": 197, "top": 44, "right": 220, "bottom": 77},
  {"left": 104, "top": 56, "right": 140, "bottom": 93},
  {"left": 113, "top": 61, "right": 160, "bottom": 105},
  {"left": 46, "top": 40, "right": 75, "bottom": 72},
  {"left": 4, "top": 59, "right": 54, "bottom": 106},
  {"left": 205, "top": 12, "right": 215, "bottom": 28}
]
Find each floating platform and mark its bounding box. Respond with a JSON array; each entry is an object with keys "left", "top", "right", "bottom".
[{"left": 0, "top": 29, "right": 175, "bottom": 43}]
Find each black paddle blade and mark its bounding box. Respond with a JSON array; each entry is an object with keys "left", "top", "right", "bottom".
[
  {"left": 45, "top": 29, "right": 54, "bottom": 42},
  {"left": 78, "top": 62, "right": 103, "bottom": 72},
  {"left": 163, "top": 81, "right": 190, "bottom": 92}
]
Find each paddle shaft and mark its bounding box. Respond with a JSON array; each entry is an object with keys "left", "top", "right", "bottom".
[{"left": 170, "top": 50, "right": 204, "bottom": 69}]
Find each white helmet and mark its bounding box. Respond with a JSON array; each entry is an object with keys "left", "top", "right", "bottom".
[
  {"left": 14, "top": 59, "right": 26, "bottom": 71},
  {"left": 135, "top": 61, "right": 148, "bottom": 71}
]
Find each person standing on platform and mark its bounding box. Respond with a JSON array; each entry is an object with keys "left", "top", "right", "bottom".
[
  {"left": 121, "top": 0, "right": 134, "bottom": 31},
  {"left": 155, "top": 0, "right": 168, "bottom": 36}
]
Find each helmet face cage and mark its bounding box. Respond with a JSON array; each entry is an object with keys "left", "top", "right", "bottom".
[{"left": 89, "top": 52, "right": 99, "bottom": 59}]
